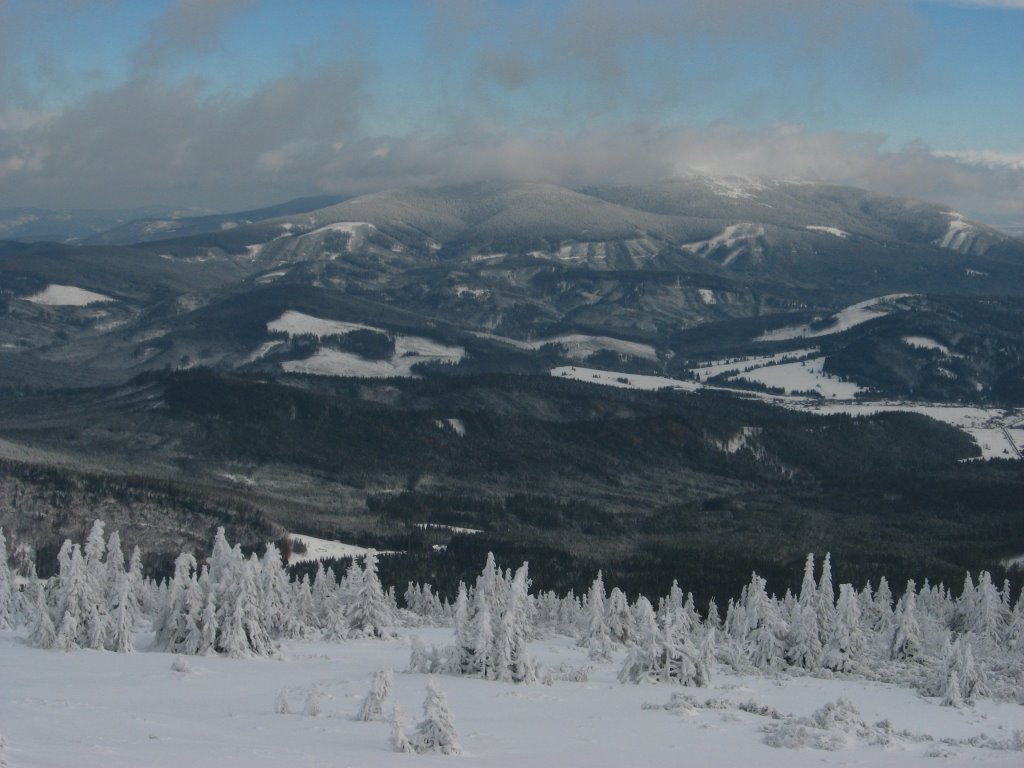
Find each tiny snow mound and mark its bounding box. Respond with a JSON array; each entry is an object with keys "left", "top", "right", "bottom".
[{"left": 24, "top": 284, "right": 113, "bottom": 306}]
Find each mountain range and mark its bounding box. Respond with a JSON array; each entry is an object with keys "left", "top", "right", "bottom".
[{"left": 1, "top": 176, "right": 1022, "bottom": 593}]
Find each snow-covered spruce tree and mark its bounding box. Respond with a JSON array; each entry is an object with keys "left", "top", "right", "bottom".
[
  {"left": 108, "top": 562, "right": 139, "bottom": 653},
  {"left": 347, "top": 550, "right": 396, "bottom": 639},
  {"left": 822, "top": 584, "right": 865, "bottom": 673},
  {"left": 412, "top": 678, "right": 461, "bottom": 755},
  {"left": 259, "top": 542, "right": 293, "bottom": 639},
  {"left": 619, "top": 614, "right": 711, "bottom": 686},
  {"left": 27, "top": 583, "right": 56, "bottom": 649},
  {"left": 493, "top": 563, "right": 536, "bottom": 683},
  {"left": 356, "top": 669, "right": 393, "bottom": 722},
  {"left": 0, "top": 528, "right": 15, "bottom": 631},
  {"left": 53, "top": 543, "right": 107, "bottom": 651},
  {"left": 786, "top": 554, "right": 822, "bottom": 670},
  {"left": 890, "top": 580, "right": 923, "bottom": 661},
  {"left": 816, "top": 553, "right": 837, "bottom": 645},
  {"left": 469, "top": 592, "right": 495, "bottom": 678},
  {"left": 155, "top": 553, "right": 199, "bottom": 653},
  {"left": 786, "top": 603, "right": 822, "bottom": 671},
  {"left": 963, "top": 571, "right": 1009, "bottom": 653},
  {"left": 580, "top": 571, "right": 613, "bottom": 661},
  {"left": 390, "top": 705, "right": 416, "bottom": 753},
  {"left": 605, "top": 587, "right": 634, "bottom": 646},
  {"left": 743, "top": 574, "right": 787, "bottom": 672}
]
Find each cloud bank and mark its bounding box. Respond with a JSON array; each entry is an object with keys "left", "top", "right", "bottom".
[{"left": 0, "top": 0, "right": 1020, "bottom": 227}]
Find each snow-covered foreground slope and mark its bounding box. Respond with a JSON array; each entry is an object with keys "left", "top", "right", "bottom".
[{"left": 1, "top": 628, "right": 1021, "bottom": 768}]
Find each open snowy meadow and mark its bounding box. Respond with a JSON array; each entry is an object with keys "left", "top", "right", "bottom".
[
  {"left": 2, "top": 627, "right": 1024, "bottom": 767},
  {"left": 1, "top": 524, "right": 1023, "bottom": 767}
]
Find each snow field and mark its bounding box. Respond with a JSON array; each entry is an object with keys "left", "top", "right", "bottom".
[
  {"left": 690, "top": 348, "right": 819, "bottom": 380},
  {"left": 286, "top": 533, "right": 394, "bottom": 565},
  {"left": 475, "top": 332, "right": 658, "bottom": 362},
  {"left": 23, "top": 284, "right": 113, "bottom": 307},
  {"left": 2, "top": 629, "right": 1022, "bottom": 768},
  {"left": 756, "top": 294, "right": 911, "bottom": 342},
  {"left": 731, "top": 357, "right": 863, "bottom": 398},
  {"left": 267, "top": 311, "right": 465, "bottom": 378},
  {"left": 805, "top": 225, "right": 849, "bottom": 238}
]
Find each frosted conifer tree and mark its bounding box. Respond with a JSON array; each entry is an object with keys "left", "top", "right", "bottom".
[
  {"left": 412, "top": 679, "right": 461, "bottom": 755},
  {"left": 28, "top": 585, "right": 56, "bottom": 649},
  {"left": 52, "top": 544, "right": 106, "bottom": 650},
  {"left": 581, "top": 571, "right": 613, "bottom": 661},
  {"left": 890, "top": 581, "right": 923, "bottom": 661},
  {"left": 744, "top": 574, "right": 787, "bottom": 672},
  {"left": 347, "top": 550, "right": 395, "bottom": 639},
  {"left": 156, "top": 553, "right": 198, "bottom": 652},
  {"left": 605, "top": 587, "right": 634, "bottom": 645},
  {"left": 390, "top": 705, "right": 415, "bottom": 753},
  {"left": 823, "top": 584, "right": 864, "bottom": 672},
  {"left": 356, "top": 669, "right": 393, "bottom": 722},
  {"left": 108, "top": 565, "right": 138, "bottom": 653},
  {"left": 0, "top": 528, "right": 13, "bottom": 630},
  {"left": 493, "top": 564, "right": 536, "bottom": 682},
  {"left": 260, "top": 543, "right": 292, "bottom": 638},
  {"left": 786, "top": 602, "right": 822, "bottom": 670},
  {"left": 470, "top": 595, "right": 494, "bottom": 678},
  {"left": 815, "top": 553, "right": 837, "bottom": 644}
]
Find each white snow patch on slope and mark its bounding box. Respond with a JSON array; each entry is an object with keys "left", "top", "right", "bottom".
[
  {"left": 246, "top": 340, "right": 284, "bottom": 363},
  {"left": 553, "top": 366, "right": 700, "bottom": 392},
  {"left": 805, "top": 225, "right": 849, "bottom": 238},
  {"left": 732, "top": 357, "right": 863, "bottom": 398},
  {"left": 283, "top": 336, "right": 464, "bottom": 379},
  {"left": 476, "top": 332, "right": 657, "bottom": 361},
  {"left": 267, "top": 311, "right": 375, "bottom": 338},
  {"left": 24, "top": 284, "right": 113, "bottom": 306},
  {"left": 698, "top": 288, "right": 716, "bottom": 305},
  {"left": 691, "top": 349, "right": 819, "bottom": 380},
  {"left": 681, "top": 223, "right": 764, "bottom": 258},
  {"left": 938, "top": 212, "right": 977, "bottom": 253},
  {"left": 756, "top": 295, "right": 911, "bottom": 342},
  {"left": 286, "top": 533, "right": 393, "bottom": 565},
  {"left": 902, "top": 336, "right": 956, "bottom": 356},
  {"left": 306, "top": 221, "right": 376, "bottom": 237}
]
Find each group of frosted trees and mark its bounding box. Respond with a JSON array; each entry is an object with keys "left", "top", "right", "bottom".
[
  {"left": 408, "top": 553, "right": 537, "bottom": 683},
  {"left": 0, "top": 522, "right": 145, "bottom": 652},
  {"left": 3, "top": 521, "right": 1023, "bottom": 706},
  {"left": 401, "top": 552, "right": 1024, "bottom": 706},
  {"left": 3, "top": 522, "right": 396, "bottom": 658}
]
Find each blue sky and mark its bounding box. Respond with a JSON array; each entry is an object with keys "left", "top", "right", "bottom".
[{"left": 0, "top": 0, "right": 1022, "bottom": 224}]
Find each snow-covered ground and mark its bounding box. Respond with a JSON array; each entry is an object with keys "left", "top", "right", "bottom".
[
  {"left": 756, "top": 295, "right": 911, "bottom": 343},
  {"left": 691, "top": 348, "right": 819, "bottom": 380},
  {"left": 267, "top": 311, "right": 375, "bottom": 338},
  {"left": 553, "top": 366, "right": 700, "bottom": 393},
  {"left": 285, "top": 533, "right": 392, "bottom": 566},
  {"left": 23, "top": 284, "right": 113, "bottom": 306},
  {"left": 903, "top": 336, "right": 957, "bottom": 357},
  {"left": 732, "top": 357, "right": 863, "bottom": 398},
  {"left": 268, "top": 311, "right": 464, "bottom": 378},
  {"left": 475, "top": 332, "right": 658, "bottom": 361},
  {"left": 805, "top": 225, "right": 849, "bottom": 238},
  {"left": 1, "top": 628, "right": 1021, "bottom": 768}
]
